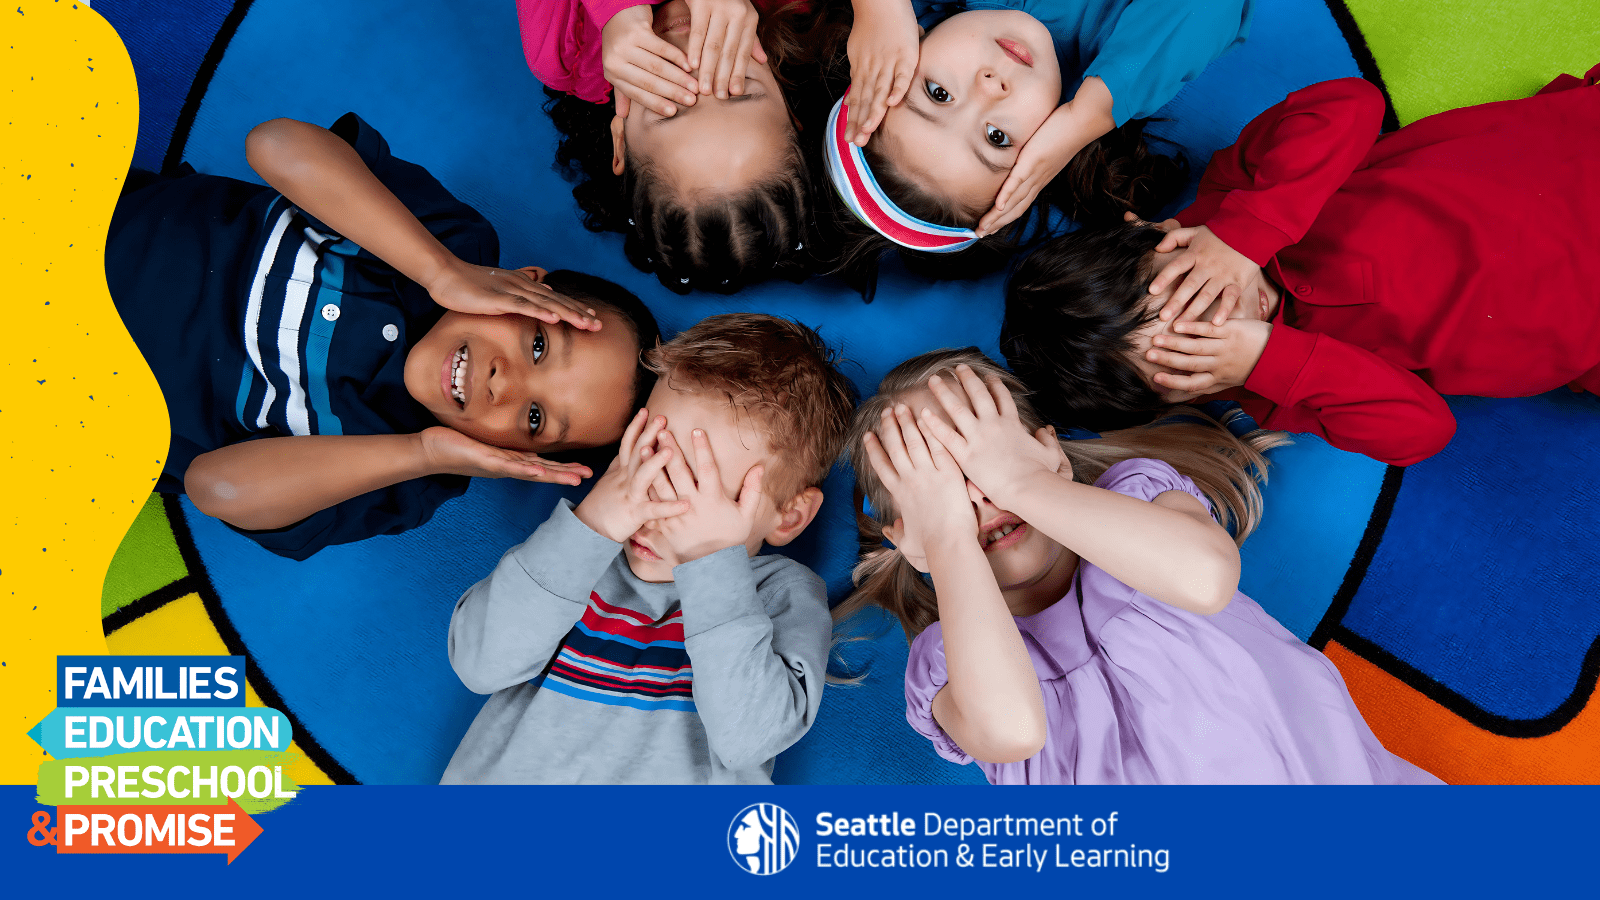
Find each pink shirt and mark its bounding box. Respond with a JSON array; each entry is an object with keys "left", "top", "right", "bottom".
[
  {"left": 518, "top": 0, "right": 653, "bottom": 105},
  {"left": 520, "top": 0, "right": 814, "bottom": 105}
]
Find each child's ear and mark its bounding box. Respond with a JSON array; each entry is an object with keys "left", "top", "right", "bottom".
[
  {"left": 881, "top": 519, "right": 930, "bottom": 574},
  {"left": 610, "top": 116, "right": 627, "bottom": 177},
  {"left": 514, "top": 266, "right": 548, "bottom": 282},
  {"left": 764, "top": 486, "right": 824, "bottom": 547}
]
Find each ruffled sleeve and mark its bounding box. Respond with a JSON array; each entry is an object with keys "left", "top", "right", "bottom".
[
  {"left": 1093, "top": 457, "right": 1211, "bottom": 510},
  {"left": 903, "top": 622, "right": 975, "bottom": 765},
  {"left": 1081, "top": 0, "right": 1253, "bottom": 125}
]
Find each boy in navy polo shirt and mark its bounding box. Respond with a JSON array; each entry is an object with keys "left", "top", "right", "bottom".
[{"left": 106, "top": 114, "right": 659, "bottom": 559}]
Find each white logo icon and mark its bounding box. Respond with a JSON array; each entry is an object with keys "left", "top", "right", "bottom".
[{"left": 727, "top": 803, "right": 799, "bottom": 875}]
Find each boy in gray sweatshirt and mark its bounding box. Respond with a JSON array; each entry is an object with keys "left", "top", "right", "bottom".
[{"left": 441, "top": 314, "right": 857, "bottom": 783}]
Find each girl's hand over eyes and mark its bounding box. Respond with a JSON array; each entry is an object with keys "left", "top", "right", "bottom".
[
  {"left": 602, "top": 5, "right": 700, "bottom": 118},
  {"left": 862, "top": 403, "right": 972, "bottom": 569},
  {"left": 918, "top": 365, "right": 1068, "bottom": 509},
  {"left": 425, "top": 260, "right": 601, "bottom": 332},
  {"left": 845, "top": 0, "right": 921, "bottom": 146},
  {"left": 685, "top": 0, "right": 768, "bottom": 100}
]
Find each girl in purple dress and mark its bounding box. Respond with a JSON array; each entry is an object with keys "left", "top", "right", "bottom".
[{"left": 838, "top": 348, "right": 1440, "bottom": 784}]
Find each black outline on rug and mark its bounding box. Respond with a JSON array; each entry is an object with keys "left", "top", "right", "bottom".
[
  {"left": 160, "top": 0, "right": 260, "bottom": 174},
  {"left": 1329, "top": 628, "right": 1600, "bottom": 739},
  {"left": 105, "top": 494, "right": 360, "bottom": 785},
  {"left": 1320, "top": 0, "right": 1402, "bottom": 132},
  {"left": 1313, "top": 464, "right": 1600, "bottom": 738}
]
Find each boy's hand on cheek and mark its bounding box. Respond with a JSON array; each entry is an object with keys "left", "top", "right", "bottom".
[
  {"left": 575, "top": 410, "right": 690, "bottom": 542},
  {"left": 417, "top": 427, "right": 592, "bottom": 485},
  {"left": 426, "top": 258, "right": 602, "bottom": 331},
  {"left": 652, "top": 429, "right": 764, "bottom": 565},
  {"left": 1147, "top": 319, "right": 1273, "bottom": 399}
]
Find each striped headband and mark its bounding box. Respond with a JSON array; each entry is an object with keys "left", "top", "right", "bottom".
[{"left": 824, "top": 95, "right": 979, "bottom": 254}]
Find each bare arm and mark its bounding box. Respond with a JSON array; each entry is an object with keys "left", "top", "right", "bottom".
[
  {"left": 924, "top": 534, "right": 1047, "bottom": 764},
  {"left": 1000, "top": 472, "right": 1239, "bottom": 616},
  {"left": 977, "top": 77, "right": 1116, "bottom": 236},
  {"left": 185, "top": 427, "right": 582, "bottom": 532}
]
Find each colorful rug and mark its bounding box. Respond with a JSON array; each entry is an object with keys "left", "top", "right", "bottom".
[{"left": 95, "top": 0, "right": 1600, "bottom": 784}]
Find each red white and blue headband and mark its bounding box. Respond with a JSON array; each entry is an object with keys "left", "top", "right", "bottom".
[{"left": 824, "top": 95, "right": 979, "bottom": 254}]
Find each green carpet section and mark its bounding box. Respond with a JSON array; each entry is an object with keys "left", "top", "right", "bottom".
[
  {"left": 101, "top": 493, "right": 187, "bottom": 617},
  {"left": 1346, "top": 0, "right": 1599, "bottom": 124}
]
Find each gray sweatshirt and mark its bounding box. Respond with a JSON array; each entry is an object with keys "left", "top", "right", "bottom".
[{"left": 440, "top": 499, "right": 831, "bottom": 784}]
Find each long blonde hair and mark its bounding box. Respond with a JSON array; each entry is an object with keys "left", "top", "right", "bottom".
[{"left": 837, "top": 348, "right": 1287, "bottom": 640}]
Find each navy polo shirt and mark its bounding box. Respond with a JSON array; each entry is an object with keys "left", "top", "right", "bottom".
[{"left": 106, "top": 114, "right": 493, "bottom": 559}]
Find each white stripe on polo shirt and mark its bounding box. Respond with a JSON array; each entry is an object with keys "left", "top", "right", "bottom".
[
  {"left": 276, "top": 228, "right": 323, "bottom": 435},
  {"left": 245, "top": 207, "right": 295, "bottom": 428}
]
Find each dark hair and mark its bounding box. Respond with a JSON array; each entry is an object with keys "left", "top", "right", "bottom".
[
  {"left": 646, "top": 313, "right": 858, "bottom": 501},
  {"left": 1000, "top": 223, "right": 1169, "bottom": 431},
  {"left": 812, "top": 2, "right": 1186, "bottom": 297},
  {"left": 538, "top": 269, "right": 661, "bottom": 472},
  {"left": 543, "top": 3, "right": 825, "bottom": 295}
]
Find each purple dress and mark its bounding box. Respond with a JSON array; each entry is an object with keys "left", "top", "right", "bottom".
[{"left": 904, "top": 458, "right": 1441, "bottom": 785}]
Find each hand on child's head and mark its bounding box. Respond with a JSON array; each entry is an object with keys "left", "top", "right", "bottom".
[
  {"left": 843, "top": 0, "right": 922, "bottom": 145},
  {"left": 417, "top": 426, "right": 592, "bottom": 485},
  {"left": 647, "top": 427, "right": 769, "bottom": 565},
  {"left": 602, "top": 4, "right": 699, "bottom": 118},
  {"left": 1148, "top": 225, "right": 1263, "bottom": 326}
]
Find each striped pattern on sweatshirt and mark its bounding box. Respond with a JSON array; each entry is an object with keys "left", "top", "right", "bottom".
[
  {"left": 234, "top": 196, "right": 360, "bottom": 437},
  {"left": 539, "top": 592, "right": 696, "bottom": 712}
]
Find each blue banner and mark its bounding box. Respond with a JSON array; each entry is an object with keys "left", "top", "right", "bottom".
[{"left": 6, "top": 784, "right": 1596, "bottom": 894}]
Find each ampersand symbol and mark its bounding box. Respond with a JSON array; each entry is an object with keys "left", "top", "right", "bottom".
[
  {"left": 27, "top": 810, "right": 57, "bottom": 846},
  {"left": 956, "top": 842, "right": 973, "bottom": 867}
]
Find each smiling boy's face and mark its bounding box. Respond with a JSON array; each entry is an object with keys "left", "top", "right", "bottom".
[{"left": 403, "top": 304, "right": 640, "bottom": 453}]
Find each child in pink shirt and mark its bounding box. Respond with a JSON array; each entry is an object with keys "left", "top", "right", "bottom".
[{"left": 523, "top": 0, "right": 821, "bottom": 294}]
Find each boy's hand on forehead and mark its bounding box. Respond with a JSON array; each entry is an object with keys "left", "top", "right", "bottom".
[
  {"left": 603, "top": 5, "right": 700, "bottom": 118},
  {"left": 686, "top": 0, "right": 768, "bottom": 100},
  {"left": 575, "top": 410, "right": 691, "bottom": 543},
  {"left": 1146, "top": 318, "right": 1272, "bottom": 400},
  {"left": 916, "top": 365, "right": 1069, "bottom": 509},
  {"left": 650, "top": 428, "right": 766, "bottom": 565},
  {"left": 417, "top": 426, "right": 593, "bottom": 485},
  {"left": 425, "top": 259, "right": 602, "bottom": 331},
  {"left": 1148, "top": 224, "right": 1264, "bottom": 327},
  {"left": 844, "top": 0, "right": 921, "bottom": 145}
]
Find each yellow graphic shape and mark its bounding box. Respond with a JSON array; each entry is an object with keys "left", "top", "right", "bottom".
[
  {"left": 106, "top": 593, "right": 336, "bottom": 787},
  {"left": 1, "top": 2, "right": 167, "bottom": 783}
]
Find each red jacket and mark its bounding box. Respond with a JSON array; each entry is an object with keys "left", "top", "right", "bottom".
[{"left": 1177, "top": 70, "right": 1600, "bottom": 465}]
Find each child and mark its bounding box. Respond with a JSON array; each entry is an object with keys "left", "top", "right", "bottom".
[
  {"left": 841, "top": 349, "right": 1439, "bottom": 783},
  {"left": 527, "top": 0, "right": 822, "bottom": 293},
  {"left": 106, "top": 114, "right": 660, "bottom": 559},
  {"left": 441, "top": 314, "right": 857, "bottom": 784},
  {"left": 1003, "top": 71, "right": 1600, "bottom": 465},
  {"left": 822, "top": 0, "right": 1246, "bottom": 288}
]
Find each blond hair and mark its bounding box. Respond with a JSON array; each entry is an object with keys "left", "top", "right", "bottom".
[
  {"left": 836, "top": 348, "right": 1287, "bottom": 640},
  {"left": 646, "top": 313, "right": 857, "bottom": 502}
]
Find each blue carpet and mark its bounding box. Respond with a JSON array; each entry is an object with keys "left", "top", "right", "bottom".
[{"left": 111, "top": 0, "right": 1408, "bottom": 783}]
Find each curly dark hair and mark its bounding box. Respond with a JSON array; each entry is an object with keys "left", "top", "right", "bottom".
[
  {"left": 1000, "top": 222, "right": 1169, "bottom": 432},
  {"left": 543, "top": 2, "right": 826, "bottom": 295},
  {"left": 810, "top": 1, "right": 1187, "bottom": 298}
]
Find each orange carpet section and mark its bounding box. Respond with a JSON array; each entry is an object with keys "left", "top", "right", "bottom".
[{"left": 1327, "top": 640, "right": 1600, "bottom": 784}]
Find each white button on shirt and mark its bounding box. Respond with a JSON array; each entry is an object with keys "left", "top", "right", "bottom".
[
  {"left": 321, "top": 303, "right": 341, "bottom": 322},
  {"left": 382, "top": 323, "right": 399, "bottom": 342}
]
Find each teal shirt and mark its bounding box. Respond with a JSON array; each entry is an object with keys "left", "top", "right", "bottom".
[{"left": 914, "top": 0, "right": 1253, "bottom": 124}]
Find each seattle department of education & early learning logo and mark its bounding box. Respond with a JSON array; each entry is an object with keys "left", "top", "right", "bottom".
[{"left": 727, "top": 803, "right": 799, "bottom": 875}]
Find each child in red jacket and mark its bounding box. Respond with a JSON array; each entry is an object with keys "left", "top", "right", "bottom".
[{"left": 1002, "top": 67, "right": 1600, "bottom": 465}]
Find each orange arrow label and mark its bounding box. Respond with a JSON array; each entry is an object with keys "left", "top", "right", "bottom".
[{"left": 53, "top": 797, "right": 263, "bottom": 863}]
